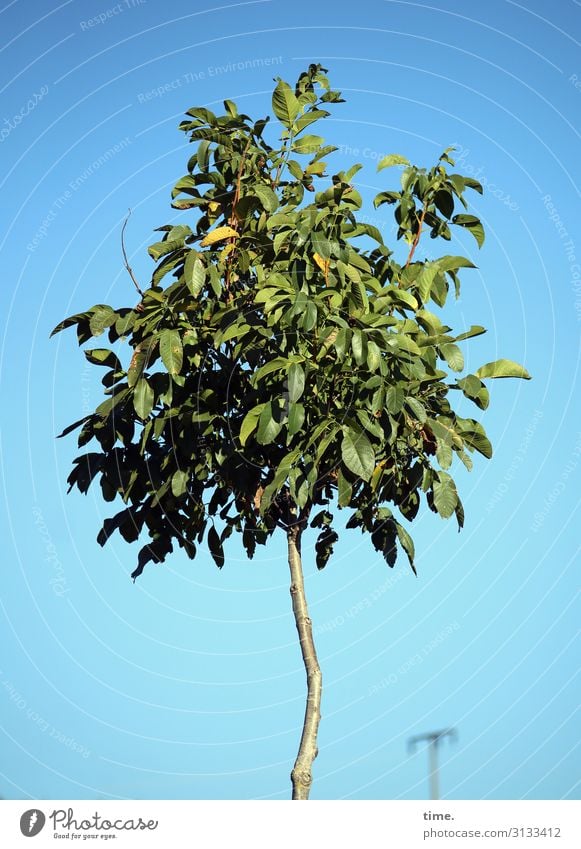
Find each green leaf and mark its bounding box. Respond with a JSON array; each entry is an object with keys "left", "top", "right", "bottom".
[
  {"left": 440, "top": 342, "right": 464, "bottom": 372},
  {"left": 452, "top": 214, "right": 485, "bottom": 248},
  {"left": 386, "top": 386, "right": 405, "bottom": 414},
  {"left": 454, "top": 325, "right": 486, "bottom": 342},
  {"left": 388, "top": 288, "right": 418, "bottom": 311},
  {"left": 337, "top": 468, "right": 353, "bottom": 507},
  {"left": 357, "top": 409, "right": 383, "bottom": 439},
  {"left": 89, "top": 306, "right": 116, "bottom": 337},
  {"left": 240, "top": 403, "right": 266, "bottom": 446},
  {"left": 159, "top": 329, "right": 183, "bottom": 376},
  {"left": 436, "top": 255, "right": 477, "bottom": 272},
  {"left": 463, "top": 431, "right": 493, "bottom": 458},
  {"left": 127, "top": 344, "right": 149, "bottom": 388},
  {"left": 428, "top": 418, "right": 463, "bottom": 449},
  {"left": 291, "top": 134, "right": 324, "bottom": 154},
  {"left": 456, "top": 375, "right": 489, "bottom": 410},
  {"left": 351, "top": 329, "right": 368, "bottom": 365},
  {"left": 289, "top": 466, "right": 309, "bottom": 509},
  {"left": 260, "top": 450, "right": 300, "bottom": 510},
  {"left": 148, "top": 240, "right": 181, "bottom": 261},
  {"left": 133, "top": 378, "right": 154, "bottom": 420},
  {"left": 257, "top": 401, "right": 284, "bottom": 445},
  {"left": 281, "top": 162, "right": 301, "bottom": 184},
  {"left": 377, "top": 153, "right": 410, "bottom": 171},
  {"left": 272, "top": 80, "right": 300, "bottom": 128},
  {"left": 475, "top": 359, "right": 531, "bottom": 380},
  {"left": 436, "top": 441, "right": 453, "bottom": 470},
  {"left": 287, "top": 402, "right": 305, "bottom": 438},
  {"left": 196, "top": 139, "right": 211, "bottom": 171},
  {"left": 171, "top": 469, "right": 188, "bottom": 498},
  {"left": 395, "top": 521, "right": 416, "bottom": 573},
  {"left": 299, "top": 301, "right": 317, "bottom": 332},
  {"left": 224, "top": 98, "right": 238, "bottom": 117},
  {"left": 432, "top": 472, "right": 458, "bottom": 518},
  {"left": 334, "top": 327, "right": 351, "bottom": 359},
  {"left": 50, "top": 311, "right": 90, "bottom": 337},
  {"left": 367, "top": 340, "right": 381, "bottom": 372},
  {"left": 463, "top": 177, "right": 484, "bottom": 194},
  {"left": 350, "top": 279, "right": 368, "bottom": 312},
  {"left": 84, "top": 349, "right": 122, "bottom": 370},
  {"left": 417, "top": 262, "right": 439, "bottom": 303},
  {"left": 341, "top": 427, "right": 375, "bottom": 481},
  {"left": 254, "top": 356, "right": 292, "bottom": 383},
  {"left": 253, "top": 184, "right": 279, "bottom": 213},
  {"left": 295, "top": 109, "right": 328, "bottom": 133},
  {"left": 184, "top": 252, "right": 205, "bottom": 296},
  {"left": 405, "top": 396, "right": 427, "bottom": 423},
  {"left": 456, "top": 419, "right": 493, "bottom": 458},
  {"left": 287, "top": 362, "right": 305, "bottom": 403}
]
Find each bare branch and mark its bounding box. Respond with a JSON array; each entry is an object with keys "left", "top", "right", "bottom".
[{"left": 121, "top": 209, "right": 144, "bottom": 298}]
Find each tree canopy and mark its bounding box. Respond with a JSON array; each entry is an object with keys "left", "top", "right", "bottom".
[{"left": 52, "top": 63, "right": 530, "bottom": 582}]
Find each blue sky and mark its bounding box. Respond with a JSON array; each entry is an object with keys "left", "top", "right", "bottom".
[{"left": 0, "top": 0, "right": 579, "bottom": 801}]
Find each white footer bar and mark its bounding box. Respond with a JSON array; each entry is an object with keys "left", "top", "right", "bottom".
[{"left": 0, "top": 800, "right": 579, "bottom": 848}]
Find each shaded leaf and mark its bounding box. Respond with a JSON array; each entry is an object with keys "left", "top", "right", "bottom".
[
  {"left": 287, "top": 402, "right": 305, "bottom": 438},
  {"left": 315, "top": 527, "right": 338, "bottom": 570},
  {"left": 133, "top": 378, "right": 154, "bottom": 420},
  {"left": 84, "top": 349, "right": 122, "bottom": 370},
  {"left": 395, "top": 521, "right": 416, "bottom": 574},
  {"left": 452, "top": 214, "right": 485, "bottom": 248},
  {"left": 207, "top": 525, "right": 225, "bottom": 568}
]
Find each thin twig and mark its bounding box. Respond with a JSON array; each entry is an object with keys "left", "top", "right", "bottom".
[
  {"left": 404, "top": 204, "right": 428, "bottom": 269},
  {"left": 121, "top": 209, "right": 144, "bottom": 297},
  {"left": 225, "top": 138, "right": 253, "bottom": 295}
]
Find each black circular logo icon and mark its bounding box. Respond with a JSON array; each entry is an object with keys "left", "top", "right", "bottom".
[{"left": 19, "top": 809, "right": 46, "bottom": 837}]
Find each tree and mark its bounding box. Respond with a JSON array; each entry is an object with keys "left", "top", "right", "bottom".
[{"left": 52, "top": 64, "right": 530, "bottom": 800}]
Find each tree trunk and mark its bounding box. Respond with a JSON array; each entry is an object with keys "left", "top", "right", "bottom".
[{"left": 287, "top": 524, "right": 322, "bottom": 800}]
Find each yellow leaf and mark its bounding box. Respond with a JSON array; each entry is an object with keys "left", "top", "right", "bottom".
[
  {"left": 219, "top": 243, "right": 236, "bottom": 262},
  {"left": 200, "top": 226, "right": 239, "bottom": 247},
  {"left": 313, "top": 253, "right": 330, "bottom": 278}
]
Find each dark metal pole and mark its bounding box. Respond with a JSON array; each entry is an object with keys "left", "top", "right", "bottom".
[{"left": 408, "top": 728, "right": 457, "bottom": 800}]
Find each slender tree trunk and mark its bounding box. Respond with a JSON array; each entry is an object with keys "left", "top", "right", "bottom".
[{"left": 287, "top": 524, "right": 322, "bottom": 800}]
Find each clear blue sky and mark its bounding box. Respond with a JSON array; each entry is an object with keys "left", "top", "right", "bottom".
[{"left": 0, "top": 0, "right": 579, "bottom": 801}]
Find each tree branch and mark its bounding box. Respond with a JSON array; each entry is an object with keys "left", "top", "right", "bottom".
[
  {"left": 404, "top": 204, "right": 429, "bottom": 269},
  {"left": 225, "top": 137, "right": 253, "bottom": 295},
  {"left": 121, "top": 210, "right": 144, "bottom": 298}
]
